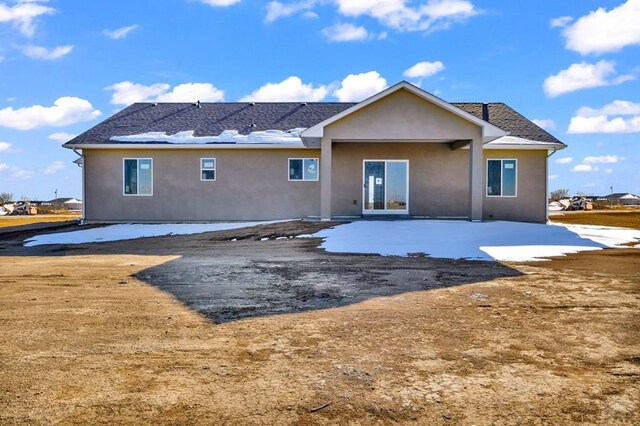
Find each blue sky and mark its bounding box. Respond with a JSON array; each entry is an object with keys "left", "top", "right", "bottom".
[{"left": 0, "top": 0, "right": 638, "bottom": 200}]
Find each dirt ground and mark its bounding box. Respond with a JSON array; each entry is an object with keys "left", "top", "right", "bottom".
[
  {"left": 0, "top": 213, "right": 80, "bottom": 229},
  {"left": 0, "top": 216, "right": 638, "bottom": 425},
  {"left": 550, "top": 210, "right": 640, "bottom": 229}
]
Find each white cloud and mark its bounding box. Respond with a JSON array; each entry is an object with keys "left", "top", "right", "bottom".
[
  {"left": 104, "top": 24, "right": 139, "bottom": 40},
  {"left": 240, "top": 76, "right": 327, "bottom": 102},
  {"left": 569, "top": 115, "right": 640, "bottom": 133},
  {"left": 0, "top": 97, "right": 101, "bottom": 130},
  {"left": 10, "top": 166, "right": 34, "bottom": 179},
  {"left": 550, "top": 16, "right": 572, "bottom": 28},
  {"left": 48, "top": 132, "right": 77, "bottom": 143},
  {"left": 549, "top": 174, "right": 558, "bottom": 180},
  {"left": 605, "top": 168, "right": 613, "bottom": 174},
  {"left": 265, "top": 1, "right": 316, "bottom": 23},
  {"left": 21, "top": 44, "right": 73, "bottom": 60},
  {"left": 555, "top": 157, "right": 573, "bottom": 165},
  {"left": 0, "top": 141, "right": 11, "bottom": 152},
  {"left": 0, "top": 55, "right": 5, "bottom": 63},
  {"left": 576, "top": 100, "right": 640, "bottom": 117},
  {"left": 572, "top": 164, "right": 596, "bottom": 172},
  {"left": 0, "top": 162, "right": 8, "bottom": 171},
  {"left": 106, "top": 81, "right": 225, "bottom": 105},
  {"left": 321, "top": 22, "right": 370, "bottom": 42},
  {"left": 155, "top": 83, "right": 225, "bottom": 102},
  {"left": 568, "top": 100, "right": 640, "bottom": 134},
  {"left": 0, "top": 0, "right": 55, "bottom": 37},
  {"left": 43, "top": 160, "right": 65, "bottom": 175},
  {"left": 562, "top": 0, "right": 640, "bottom": 55},
  {"left": 403, "top": 61, "right": 445, "bottom": 78},
  {"left": 333, "top": 71, "right": 388, "bottom": 102},
  {"left": 197, "top": 0, "right": 241, "bottom": 6},
  {"left": 107, "top": 81, "right": 169, "bottom": 105},
  {"left": 335, "top": 0, "right": 478, "bottom": 33},
  {"left": 583, "top": 155, "right": 623, "bottom": 164},
  {"left": 543, "top": 60, "right": 634, "bottom": 97},
  {"left": 531, "top": 118, "right": 556, "bottom": 131}
]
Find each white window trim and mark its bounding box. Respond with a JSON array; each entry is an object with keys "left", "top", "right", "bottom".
[
  {"left": 200, "top": 157, "right": 216, "bottom": 182},
  {"left": 123, "top": 158, "right": 153, "bottom": 197},
  {"left": 362, "top": 159, "right": 410, "bottom": 214},
  {"left": 288, "top": 158, "right": 319, "bottom": 182},
  {"left": 486, "top": 158, "right": 517, "bottom": 198}
]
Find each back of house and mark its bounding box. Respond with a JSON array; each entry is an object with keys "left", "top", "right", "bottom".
[{"left": 64, "top": 81, "right": 566, "bottom": 223}]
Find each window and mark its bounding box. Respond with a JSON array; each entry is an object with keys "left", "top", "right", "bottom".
[
  {"left": 123, "top": 158, "right": 153, "bottom": 196},
  {"left": 201, "top": 158, "right": 216, "bottom": 181},
  {"left": 487, "top": 159, "right": 517, "bottom": 197},
  {"left": 289, "top": 158, "right": 319, "bottom": 181}
]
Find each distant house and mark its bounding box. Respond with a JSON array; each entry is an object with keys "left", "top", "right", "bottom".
[
  {"left": 603, "top": 193, "right": 640, "bottom": 206},
  {"left": 47, "top": 197, "right": 83, "bottom": 211},
  {"left": 63, "top": 81, "right": 566, "bottom": 223}
]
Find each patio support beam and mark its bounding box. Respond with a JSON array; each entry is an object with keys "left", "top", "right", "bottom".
[
  {"left": 469, "top": 137, "right": 483, "bottom": 221},
  {"left": 450, "top": 139, "right": 470, "bottom": 151},
  {"left": 320, "top": 137, "right": 332, "bottom": 220}
]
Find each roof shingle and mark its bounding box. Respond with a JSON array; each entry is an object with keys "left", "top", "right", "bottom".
[{"left": 65, "top": 100, "right": 563, "bottom": 146}]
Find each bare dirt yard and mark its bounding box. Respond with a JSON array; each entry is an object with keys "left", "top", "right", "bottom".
[
  {"left": 0, "top": 215, "right": 638, "bottom": 425},
  {"left": 0, "top": 213, "right": 80, "bottom": 229},
  {"left": 550, "top": 210, "right": 640, "bottom": 230}
]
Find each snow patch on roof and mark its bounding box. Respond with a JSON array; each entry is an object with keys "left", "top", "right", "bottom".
[
  {"left": 110, "top": 129, "right": 306, "bottom": 145},
  {"left": 485, "top": 135, "right": 562, "bottom": 147}
]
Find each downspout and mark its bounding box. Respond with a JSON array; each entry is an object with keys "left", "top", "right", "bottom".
[
  {"left": 544, "top": 148, "right": 558, "bottom": 223},
  {"left": 72, "top": 148, "right": 86, "bottom": 225}
]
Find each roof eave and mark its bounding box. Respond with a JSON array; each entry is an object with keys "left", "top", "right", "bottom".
[
  {"left": 482, "top": 142, "right": 567, "bottom": 150},
  {"left": 63, "top": 143, "right": 316, "bottom": 150}
]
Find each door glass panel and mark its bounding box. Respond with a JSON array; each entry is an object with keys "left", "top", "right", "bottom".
[
  {"left": 386, "top": 161, "right": 407, "bottom": 210},
  {"left": 289, "top": 159, "right": 303, "bottom": 180},
  {"left": 502, "top": 160, "right": 516, "bottom": 196},
  {"left": 487, "top": 160, "right": 501, "bottom": 195},
  {"left": 303, "top": 158, "right": 318, "bottom": 180},
  {"left": 138, "top": 159, "right": 152, "bottom": 195},
  {"left": 124, "top": 159, "right": 137, "bottom": 194},
  {"left": 364, "top": 161, "right": 385, "bottom": 210}
]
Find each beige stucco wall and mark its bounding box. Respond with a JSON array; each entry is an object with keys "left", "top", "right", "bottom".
[
  {"left": 482, "top": 149, "right": 548, "bottom": 223},
  {"left": 325, "top": 89, "right": 482, "bottom": 141},
  {"left": 83, "top": 148, "right": 321, "bottom": 222},
  {"left": 322, "top": 88, "right": 485, "bottom": 219},
  {"left": 331, "top": 142, "right": 470, "bottom": 217},
  {"left": 83, "top": 146, "right": 548, "bottom": 223}
]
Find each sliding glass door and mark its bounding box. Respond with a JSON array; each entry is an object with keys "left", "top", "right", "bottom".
[{"left": 363, "top": 160, "right": 408, "bottom": 213}]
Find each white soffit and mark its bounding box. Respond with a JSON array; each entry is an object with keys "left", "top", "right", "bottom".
[{"left": 482, "top": 135, "right": 566, "bottom": 150}]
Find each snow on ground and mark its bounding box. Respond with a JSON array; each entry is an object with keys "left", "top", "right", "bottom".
[
  {"left": 23, "top": 221, "right": 284, "bottom": 247},
  {"left": 306, "top": 220, "right": 640, "bottom": 262},
  {"left": 22, "top": 219, "right": 640, "bottom": 262},
  {"left": 110, "top": 129, "right": 305, "bottom": 145}
]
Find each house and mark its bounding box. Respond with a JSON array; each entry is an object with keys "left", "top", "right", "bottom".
[
  {"left": 602, "top": 193, "right": 640, "bottom": 206},
  {"left": 47, "top": 197, "right": 84, "bottom": 211},
  {"left": 64, "top": 81, "right": 566, "bottom": 223}
]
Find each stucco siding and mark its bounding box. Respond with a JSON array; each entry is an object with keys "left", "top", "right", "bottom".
[
  {"left": 482, "top": 149, "right": 547, "bottom": 223},
  {"left": 331, "top": 143, "right": 470, "bottom": 217},
  {"left": 83, "top": 148, "right": 321, "bottom": 222},
  {"left": 325, "top": 89, "right": 481, "bottom": 142}
]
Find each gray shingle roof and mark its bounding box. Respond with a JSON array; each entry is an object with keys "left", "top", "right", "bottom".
[
  {"left": 65, "top": 100, "right": 563, "bottom": 146},
  {"left": 455, "top": 103, "right": 562, "bottom": 144}
]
